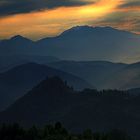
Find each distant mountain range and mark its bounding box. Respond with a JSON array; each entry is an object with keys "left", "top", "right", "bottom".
[
  {"left": 47, "top": 60, "right": 126, "bottom": 89},
  {"left": 0, "top": 35, "right": 34, "bottom": 55},
  {"left": 1, "top": 77, "right": 140, "bottom": 139},
  {"left": 0, "top": 55, "right": 60, "bottom": 72},
  {"left": 103, "top": 62, "right": 140, "bottom": 89},
  {"left": 0, "top": 25, "right": 140, "bottom": 140},
  {"left": 0, "top": 60, "right": 140, "bottom": 112},
  {"left": 48, "top": 60, "right": 140, "bottom": 90},
  {"left": 0, "top": 26, "right": 140, "bottom": 63},
  {"left": 0, "top": 63, "right": 92, "bottom": 111}
]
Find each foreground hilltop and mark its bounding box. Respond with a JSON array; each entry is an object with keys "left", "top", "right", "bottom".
[
  {"left": 0, "top": 63, "right": 92, "bottom": 111},
  {"left": 0, "top": 77, "right": 140, "bottom": 139}
]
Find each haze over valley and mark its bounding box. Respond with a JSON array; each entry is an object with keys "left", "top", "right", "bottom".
[{"left": 1, "top": 0, "right": 140, "bottom": 139}]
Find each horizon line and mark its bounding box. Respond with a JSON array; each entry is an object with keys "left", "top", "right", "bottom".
[{"left": 0, "top": 25, "right": 139, "bottom": 41}]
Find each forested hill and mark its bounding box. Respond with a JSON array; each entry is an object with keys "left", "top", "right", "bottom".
[
  {"left": 0, "top": 77, "right": 140, "bottom": 139},
  {"left": 0, "top": 123, "right": 132, "bottom": 140}
]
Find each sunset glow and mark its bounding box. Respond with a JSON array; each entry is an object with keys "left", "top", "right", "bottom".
[{"left": 0, "top": 0, "right": 140, "bottom": 40}]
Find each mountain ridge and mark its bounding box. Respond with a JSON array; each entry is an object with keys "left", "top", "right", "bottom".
[
  {"left": 0, "top": 25, "right": 140, "bottom": 63},
  {"left": 5, "top": 26, "right": 136, "bottom": 41},
  {"left": 1, "top": 77, "right": 140, "bottom": 139},
  {"left": 0, "top": 62, "right": 92, "bottom": 111}
]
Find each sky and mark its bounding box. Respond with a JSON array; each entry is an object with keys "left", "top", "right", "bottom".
[{"left": 0, "top": 0, "right": 140, "bottom": 40}]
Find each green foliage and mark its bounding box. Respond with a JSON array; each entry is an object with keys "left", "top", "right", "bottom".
[{"left": 0, "top": 123, "right": 132, "bottom": 140}]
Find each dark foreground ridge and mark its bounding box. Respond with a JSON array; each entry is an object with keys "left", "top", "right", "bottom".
[
  {"left": 0, "top": 77, "right": 140, "bottom": 139},
  {"left": 0, "top": 63, "right": 92, "bottom": 111},
  {"left": 0, "top": 123, "right": 132, "bottom": 140}
]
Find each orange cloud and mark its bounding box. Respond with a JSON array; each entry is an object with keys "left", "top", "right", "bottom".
[
  {"left": 0, "top": 0, "right": 125, "bottom": 40},
  {"left": 117, "top": 6, "right": 140, "bottom": 12}
]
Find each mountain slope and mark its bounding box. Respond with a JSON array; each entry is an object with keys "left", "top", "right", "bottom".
[
  {"left": 1, "top": 77, "right": 140, "bottom": 139},
  {"left": 0, "top": 63, "right": 92, "bottom": 111},
  {"left": 48, "top": 60, "right": 140, "bottom": 89},
  {"left": 0, "top": 55, "right": 60, "bottom": 73},
  {"left": 104, "top": 62, "right": 140, "bottom": 89},
  {"left": 37, "top": 26, "right": 140, "bottom": 63},
  {"left": 1, "top": 26, "right": 140, "bottom": 63},
  {"left": 48, "top": 60, "right": 127, "bottom": 89},
  {"left": 0, "top": 35, "right": 34, "bottom": 55}
]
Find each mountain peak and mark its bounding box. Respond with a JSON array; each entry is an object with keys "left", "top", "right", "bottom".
[
  {"left": 70, "top": 25, "right": 93, "bottom": 30},
  {"left": 60, "top": 25, "right": 129, "bottom": 37},
  {"left": 60, "top": 25, "right": 93, "bottom": 35},
  {"left": 31, "top": 76, "right": 73, "bottom": 95},
  {"left": 10, "top": 35, "right": 32, "bottom": 42},
  {"left": 11, "top": 35, "right": 24, "bottom": 39}
]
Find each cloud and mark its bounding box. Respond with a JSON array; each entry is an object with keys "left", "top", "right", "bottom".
[
  {"left": 85, "top": 0, "right": 140, "bottom": 34},
  {"left": 1, "top": 0, "right": 140, "bottom": 40},
  {"left": 119, "top": 0, "right": 140, "bottom": 8},
  {"left": 90, "top": 9, "right": 140, "bottom": 34},
  {"left": 0, "top": 0, "right": 120, "bottom": 40},
  {"left": 0, "top": 0, "right": 93, "bottom": 17}
]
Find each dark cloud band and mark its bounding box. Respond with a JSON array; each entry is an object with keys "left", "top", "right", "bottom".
[
  {"left": 0, "top": 0, "right": 92, "bottom": 17},
  {"left": 119, "top": 0, "right": 140, "bottom": 8}
]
